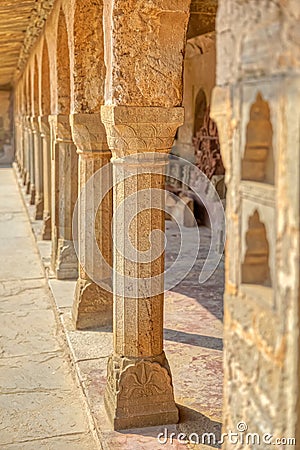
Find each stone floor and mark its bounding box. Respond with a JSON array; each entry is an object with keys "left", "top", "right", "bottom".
[
  {"left": 1, "top": 165, "right": 224, "bottom": 449},
  {"left": 0, "top": 167, "right": 99, "bottom": 449}
]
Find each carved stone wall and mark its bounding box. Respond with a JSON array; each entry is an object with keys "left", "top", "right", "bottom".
[{"left": 211, "top": 0, "right": 300, "bottom": 443}]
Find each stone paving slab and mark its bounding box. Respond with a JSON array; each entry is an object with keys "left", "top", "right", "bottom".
[
  {"left": 0, "top": 309, "right": 62, "bottom": 357},
  {"left": 0, "top": 278, "right": 50, "bottom": 313},
  {"left": 0, "top": 168, "right": 98, "bottom": 449},
  {"left": 0, "top": 351, "right": 75, "bottom": 393},
  {"left": 4, "top": 433, "right": 96, "bottom": 450},
  {"left": 0, "top": 390, "right": 91, "bottom": 445}
]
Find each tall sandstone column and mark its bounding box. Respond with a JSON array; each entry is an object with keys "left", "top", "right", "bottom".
[
  {"left": 23, "top": 116, "right": 32, "bottom": 194},
  {"left": 28, "top": 116, "right": 36, "bottom": 204},
  {"left": 48, "top": 114, "right": 78, "bottom": 279},
  {"left": 39, "top": 115, "right": 51, "bottom": 240},
  {"left": 31, "top": 117, "right": 44, "bottom": 219},
  {"left": 70, "top": 113, "right": 113, "bottom": 329},
  {"left": 102, "top": 106, "right": 184, "bottom": 429},
  {"left": 101, "top": 0, "right": 190, "bottom": 429}
]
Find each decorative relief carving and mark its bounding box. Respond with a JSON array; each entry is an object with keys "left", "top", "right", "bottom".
[
  {"left": 118, "top": 360, "right": 173, "bottom": 400},
  {"left": 101, "top": 106, "right": 184, "bottom": 156},
  {"left": 104, "top": 352, "right": 178, "bottom": 428},
  {"left": 193, "top": 105, "right": 225, "bottom": 180},
  {"left": 70, "top": 113, "right": 109, "bottom": 152}
]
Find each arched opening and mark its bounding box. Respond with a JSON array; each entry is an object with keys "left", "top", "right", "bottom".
[
  {"left": 41, "top": 39, "right": 51, "bottom": 116},
  {"left": 164, "top": 0, "right": 224, "bottom": 439},
  {"left": 193, "top": 88, "right": 207, "bottom": 136},
  {"left": 56, "top": 8, "right": 70, "bottom": 114}
]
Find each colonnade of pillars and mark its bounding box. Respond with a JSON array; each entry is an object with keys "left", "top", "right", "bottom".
[
  {"left": 12, "top": 0, "right": 192, "bottom": 430},
  {"left": 14, "top": 98, "right": 186, "bottom": 430}
]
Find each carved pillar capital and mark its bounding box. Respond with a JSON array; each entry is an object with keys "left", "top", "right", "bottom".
[
  {"left": 101, "top": 106, "right": 184, "bottom": 158},
  {"left": 23, "top": 115, "right": 32, "bottom": 131},
  {"left": 48, "top": 114, "right": 73, "bottom": 144},
  {"left": 70, "top": 113, "right": 110, "bottom": 155},
  {"left": 29, "top": 116, "right": 40, "bottom": 134},
  {"left": 38, "top": 115, "right": 50, "bottom": 138}
]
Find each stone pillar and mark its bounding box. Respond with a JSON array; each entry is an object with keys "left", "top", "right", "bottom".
[
  {"left": 48, "top": 114, "right": 78, "bottom": 280},
  {"left": 28, "top": 116, "right": 36, "bottom": 204},
  {"left": 39, "top": 115, "right": 52, "bottom": 240},
  {"left": 70, "top": 113, "right": 113, "bottom": 329},
  {"left": 101, "top": 105, "right": 183, "bottom": 430},
  {"left": 14, "top": 117, "right": 23, "bottom": 174},
  {"left": 23, "top": 116, "right": 31, "bottom": 192},
  {"left": 30, "top": 117, "right": 44, "bottom": 219}
]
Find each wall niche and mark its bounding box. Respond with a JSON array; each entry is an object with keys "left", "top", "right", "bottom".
[
  {"left": 242, "top": 210, "right": 271, "bottom": 287},
  {"left": 242, "top": 92, "right": 274, "bottom": 185}
]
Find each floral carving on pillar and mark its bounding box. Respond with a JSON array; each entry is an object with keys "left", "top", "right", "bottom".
[{"left": 119, "top": 361, "right": 173, "bottom": 400}]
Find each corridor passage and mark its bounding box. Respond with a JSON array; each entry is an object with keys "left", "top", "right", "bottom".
[{"left": 0, "top": 167, "right": 97, "bottom": 449}]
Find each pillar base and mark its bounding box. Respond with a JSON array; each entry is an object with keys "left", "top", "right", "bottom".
[
  {"left": 22, "top": 169, "right": 27, "bottom": 186},
  {"left": 72, "top": 278, "right": 113, "bottom": 330},
  {"left": 55, "top": 238, "right": 78, "bottom": 280},
  {"left": 42, "top": 213, "right": 51, "bottom": 240},
  {"left": 34, "top": 197, "right": 44, "bottom": 220},
  {"left": 26, "top": 178, "right": 31, "bottom": 194},
  {"left": 30, "top": 184, "right": 36, "bottom": 205},
  {"left": 104, "top": 352, "right": 179, "bottom": 430}
]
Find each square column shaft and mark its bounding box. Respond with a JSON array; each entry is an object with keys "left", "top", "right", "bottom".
[
  {"left": 38, "top": 116, "right": 52, "bottom": 240},
  {"left": 48, "top": 114, "right": 78, "bottom": 280},
  {"left": 30, "top": 117, "right": 44, "bottom": 220},
  {"left": 70, "top": 113, "right": 113, "bottom": 329},
  {"left": 101, "top": 105, "right": 184, "bottom": 430}
]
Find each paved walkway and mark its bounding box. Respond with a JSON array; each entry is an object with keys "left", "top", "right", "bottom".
[
  {"left": 1, "top": 166, "right": 224, "bottom": 449},
  {"left": 0, "top": 168, "right": 98, "bottom": 449}
]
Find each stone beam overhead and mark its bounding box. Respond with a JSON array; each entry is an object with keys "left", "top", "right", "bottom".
[{"left": 0, "top": 0, "right": 54, "bottom": 87}]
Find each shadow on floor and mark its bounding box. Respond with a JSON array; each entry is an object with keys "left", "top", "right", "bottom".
[
  {"left": 177, "top": 404, "right": 222, "bottom": 448},
  {"left": 118, "top": 405, "right": 222, "bottom": 448},
  {"left": 164, "top": 328, "right": 223, "bottom": 351}
]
